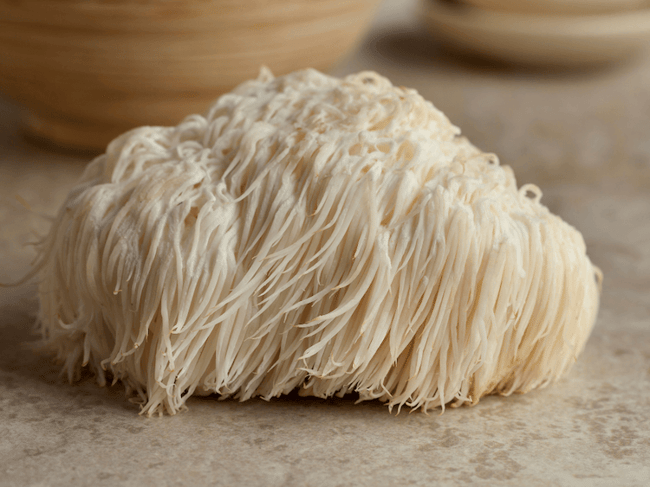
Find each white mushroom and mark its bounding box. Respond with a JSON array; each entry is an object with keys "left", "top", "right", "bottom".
[{"left": 35, "top": 68, "right": 602, "bottom": 415}]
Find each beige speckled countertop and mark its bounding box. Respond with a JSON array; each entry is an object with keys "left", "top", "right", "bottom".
[{"left": 1, "top": 1, "right": 650, "bottom": 485}]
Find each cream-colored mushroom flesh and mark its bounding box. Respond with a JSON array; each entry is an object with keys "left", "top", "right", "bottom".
[{"left": 36, "top": 69, "right": 601, "bottom": 415}]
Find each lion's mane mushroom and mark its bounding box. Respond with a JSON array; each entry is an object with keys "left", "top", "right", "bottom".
[{"left": 35, "top": 69, "right": 601, "bottom": 415}]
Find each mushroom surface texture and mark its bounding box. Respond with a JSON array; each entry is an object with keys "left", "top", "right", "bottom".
[{"left": 36, "top": 68, "right": 602, "bottom": 416}]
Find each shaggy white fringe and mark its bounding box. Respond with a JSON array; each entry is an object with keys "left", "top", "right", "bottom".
[{"left": 35, "top": 68, "right": 602, "bottom": 416}]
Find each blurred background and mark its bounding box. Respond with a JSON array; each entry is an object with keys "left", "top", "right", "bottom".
[{"left": 1, "top": 0, "right": 649, "bottom": 485}]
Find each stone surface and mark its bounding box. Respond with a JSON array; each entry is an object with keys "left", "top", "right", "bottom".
[{"left": 1, "top": 1, "right": 649, "bottom": 485}]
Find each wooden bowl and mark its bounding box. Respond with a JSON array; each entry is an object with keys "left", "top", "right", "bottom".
[
  {"left": 423, "top": 0, "right": 650, "bottom": 67},
  {"left": 0, "top": 0, "right": 381, "bottom": 151},
  {"left": 461, "top": 0, "right": 647, "bottom": 15}
]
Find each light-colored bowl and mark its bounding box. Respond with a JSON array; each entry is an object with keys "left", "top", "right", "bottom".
[
  {"left": 422, "top": 0, "right": 650, "bottom": 67},
  {"left": 0, "top": 0, "right": 380, "bottom": 151},
  {"left": 462, "top": 0, "right": 648, "bottom": 15}
]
